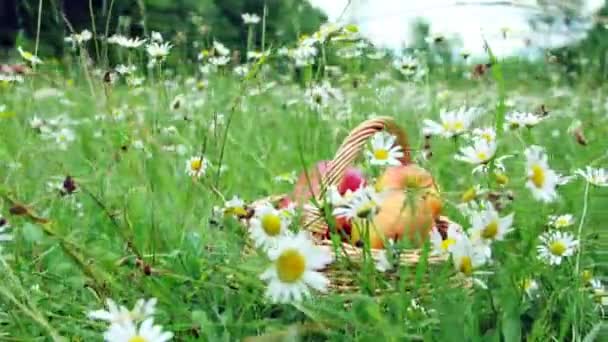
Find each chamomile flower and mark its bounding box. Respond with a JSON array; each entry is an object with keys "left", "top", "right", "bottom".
[
  {"left": 305, "top": 81, "right": 343, "bottom": 110},
  {"left": 392, "top": 54, "right": 425, "bottom": 79},
  {"left": 213, "top": 41, "right": 230, "bottom": 56},
  {"left": 469, "top": 205, "right": 514, "bottom": 256},
  {"left": 472, "top": 127, "right": 496, "bottom": 143},
  {"left": 460, "top": 184, "right": 488, "bottom": 203},
  {"left": 430, "top": 222, "right": 464, "bottom": 256},
  {"left": 505, "top": 111, "right": 543, "bottom": 130},
  {"left": 249, "top": 203, "right": 291, "bottom": 250},
  {"left": 88, "top": 298, "right": 157, "bottom": 326},
  {"left": 260, "top": 231, "right": 333, "bottom": 303},
  {"left": 455, "top": 138, "right": 497, "bottom": 165},
  {"left": 185, "top": 156, "right": 209, "bottom": 178},
  {"left": 64, "top": 29, "right": 92, "bottom": 48},
  {"left": 520, "top": 278, "right": 540, "bottom": 298},
  {"left": 366, "top": 131, "right": 404, "bottom": 166},
  {"left": 103, "top": 318, "right": 173, "bottom": 342},
  {"left": 537, "top": 230, "right": 578, "bottom": 265},
  {"left": 209, "top": 56, "right": 231, "bottom": 66},
  {"left": 292, "top": 44, "right": 317, "bottom": 67},
  {"left": 108, "top": 35, "right": 146, "bottom": 48},
  {"left": 53, "top": 128, "right": 76, "bottom": 150},
  {"left": 146, "top": 42, "right": 172, "bottom": 60},
  {"left": 451, "top": 235, "right": 488, "bottom": 276},
  {"left": 333, "top": 186, "right": 383, "bottom": 220},
  {"left": 548, "top": 214, "right": 575, "bottom": 229},
  {"left": 17, "top": 46, "right": 43, "bottom": 65},
  {"left": 524, "top": 146, "right": 559, "bottom": 203},
  {"left": 223, "top": 196, "right": 248, "bottom": 217},
  {"left": 242, "top": 13, "right": 261, "bottom": 25},
  {"left": 423, "top": 107, "right": 477, "bottom": 138},
  {"left": 575, "top": 166, "right": 608, "bottom": 187}
]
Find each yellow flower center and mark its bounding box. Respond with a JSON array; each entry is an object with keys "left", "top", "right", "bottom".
[
  {"left": 481, "top": 133, "right": 493, "bottom": 143},
  {"left": 190, "top": 159, "right": 203, "bottom": 171},
  {"left": 530, "top": 164, "right": 545, "bottom": 188},
  {"left": 373, "top": 148, "right": 389, "bottom": 160},
  {"left": 458, "top": 256, "right": 473, "bottom": 276},
  {"left": 495, "top": 172, "right": 509, "bottom": 185},
  {"left": 443, "top": 121, "right": 464, "bottom": 132},
  {"left": 549, "top": 241, "right": 567, "bottom": 256},
  {"left": 225, "top": 206, "right": 248, "bottom": 217},
  {"left": 461, "top": 187, "right": 477, "bottom": 202},
  {"left": 356, "top": 201, "right": 376, "bottom": 219},
  {"left": 555, "top": 217, "right": 569, "bottom": 227},
  {"left": 476, "top": 152, "right": 488, "bottom": 162},
  {"left": 128, "top": 336, "right": 147, "bottom": 342},
  {"left": 276, "top": 249, "right": 306, "bottom": 283},
  {"left": 441, "top": 238, "right": 455, "bottom": 251},
  {"left": 481, "top": 220, "right": 499, "bottom": 240},
  {"left": 582, "top": 270, "right": 593, "bottom": 283},
  {"left": 261, "top": 214, "right": 282, "bottom": 236}
]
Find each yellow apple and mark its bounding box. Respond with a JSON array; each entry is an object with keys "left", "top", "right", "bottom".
[{"left": 352, "top": 165, "right": 443, "bottom": 248}]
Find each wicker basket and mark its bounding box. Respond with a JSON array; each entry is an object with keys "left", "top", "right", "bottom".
[{"left": 241, "top": 116, "right": 457, "bottom": 292}]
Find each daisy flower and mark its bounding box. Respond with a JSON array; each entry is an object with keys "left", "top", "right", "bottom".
[
  {"left": 249, "top": 203, "right": 291, "bottom": 250},
  {"left": 505, "top": 111, "right": 543, "bottom": 130},
  {"left": 88, "top": 298, "right": 157, "bottom": 326},
  {"left": 242, "top": 13, "right": 261, "bottom": 24},
  {"left": 260, "top": 231, "right": 333, "bottom": 303},
  {"left": 64, "top": 29, "right": 92, "bottom": 48},
  {"left": 520, "top": 278, "right": 540, "bottom": 298},
  {"left": 146, "top": 42, "right": 172, "bottom": 60},
  {"left": 292, "top": 44, "right": 317, "bottom": 67},
  {"left": 471, "top": 127, "right": 496, "bottom": 144},
  {"left": 333, "top": 186, "right": 383, "bottom": 220},
  {"left": 460, "top": 184, "right": 487, "bottom": 203},
  {"left": 548, "top": 214, "right": 575, "bottom": 229},
  {"left": 103, "top": 318, "right": 173, "bottom": 342},
  {"left": 53, "top": 127, "right": 76, "bottom": 150},
  {"left": 429, "top": 222, "right": 464, "bottom": 256},
  {"left": 392, "top": 54, "right": 426, "bottom": 78},
  {"left": 185, "top": 156, "right": 209, "bottom": 178},
  {"left": 423, "top": 107, "right": 478, "bottom": 138},
  {"left": 213, "top": 41, "right": 230, "bottom": 56},
  {"left": 455, "top": 138, "right": 497, "bottom": 165},
  {"left": 17, "top": 46, "right": 43, "bottom": 65},
  {"left": 108, "top": 35, "right": 146, "bottom": 48},
  {"left": 537, "top": 230, "right": 578, "bottom": 265},
  {"left": 575, "top": 166, "right": 608, "bottom": 187},
  {"left": 469, "top": 205, "right": 514, "bottom": 256},
  {"left": 524, "top": 145, "right": 559, "bottom": 203},
  {"left": 450, "top": 235, "right": 488, "bottom": 276},
  {"left": 366, "top": 131, "right": 404, "bottom": 166},
  {"left": 223, "top": 196, "right": 247, "bottom": 217}
]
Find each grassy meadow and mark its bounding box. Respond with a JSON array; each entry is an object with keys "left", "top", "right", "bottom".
[{"left": 0, "top": 24, "right": 608, "bottom": 341}]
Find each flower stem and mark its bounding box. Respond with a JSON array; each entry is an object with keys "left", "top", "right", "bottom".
[{"left": 574, "top": 181, "right": 590, "bottom": 274}]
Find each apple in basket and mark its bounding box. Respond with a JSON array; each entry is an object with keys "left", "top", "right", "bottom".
[
  {"left": 351, "top": 164, "right": 443, "bottom": 249},
  {"left": 291, "top": 160, "right": 366, "bottom": 232}
]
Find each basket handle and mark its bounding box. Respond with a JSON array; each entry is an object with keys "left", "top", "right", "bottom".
[
  {"left": 321, "top": 116, "right": 410, "bottom": 198},
  {"left": 302, "top": 116, "right": 411, "bottom": 234}
]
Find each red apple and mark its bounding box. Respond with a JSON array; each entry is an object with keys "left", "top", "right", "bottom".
[{"left": 338, "top": 167, "right": 366, "bottom": 195}]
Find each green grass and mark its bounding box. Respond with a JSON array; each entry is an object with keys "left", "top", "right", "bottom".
[{"left": 0, "top": 49, "right": 607, "bottom": 341}]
